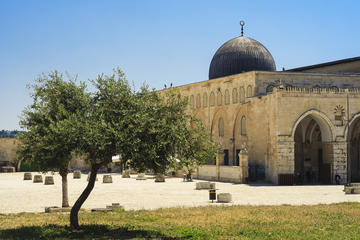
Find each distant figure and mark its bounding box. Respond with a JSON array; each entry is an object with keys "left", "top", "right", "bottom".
[
  {"left": 170, "top": 83, "right": 173, "bottom": 87},
  {"left": 164, "top": 84, "right": 167, "bottom": 89}
]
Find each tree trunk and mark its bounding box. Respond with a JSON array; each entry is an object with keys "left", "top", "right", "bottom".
[
  {"left": 59, "top": 167, "right": 69, "bottom": 208},
  {"left": 70, "top": 164, "right": 99, "bottom": 229}
]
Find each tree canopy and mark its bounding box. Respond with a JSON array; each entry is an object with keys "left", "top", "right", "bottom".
[
  {"left": 17, "top": 71, "right": 90, "bottom": 207},
  {"left": 18, "top": 68, "right": 217, "bottom": 229}
]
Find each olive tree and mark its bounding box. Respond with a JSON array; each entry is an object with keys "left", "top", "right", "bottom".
[
  {"left": 18, "top": 71, "right": 89, "bottom": 208},
  {"left": 70, "top": 69, "right": 136, "bottom": 228},
  {"left": 176, "top": 117, "right": 218, "bottom": 179}
]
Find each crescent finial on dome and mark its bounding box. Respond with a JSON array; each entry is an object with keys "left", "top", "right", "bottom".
[{"left": 240, "top": 20, "right": 245, "bottom": 36}]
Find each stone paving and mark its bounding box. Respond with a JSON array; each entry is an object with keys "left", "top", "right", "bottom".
[{"left": 1, "top": 172, "right": 360, "bottom": 214}]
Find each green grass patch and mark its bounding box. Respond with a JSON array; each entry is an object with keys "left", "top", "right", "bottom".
[{"left": 1, "top": 203, "right": 360, "bottom": 239}]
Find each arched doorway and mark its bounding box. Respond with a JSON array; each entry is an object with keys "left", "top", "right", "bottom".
[
  {"left": 294, "top": 114, "right": 332, "bottom": 184},
  {"left": 348, "top": 117, "right": 360, "bottom": 182}
]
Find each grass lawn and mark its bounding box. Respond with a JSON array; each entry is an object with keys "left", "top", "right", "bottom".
[{"left": 1, "top": 202, "right": 360, "bottom": 239}]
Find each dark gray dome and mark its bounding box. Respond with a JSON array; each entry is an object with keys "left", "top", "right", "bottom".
[{"left": 209, "top": 36, "right": 276, "bottom": 79}]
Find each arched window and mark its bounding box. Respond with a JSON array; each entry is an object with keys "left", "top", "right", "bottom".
[
  {"left": 247, "top": 85, "right": 252, "bottom": 98},
  {"left": 240, "top": 87, "right": 245, "bottom": 103},
  {"left": 232, "top": 88, "right": 238, "bottom": 104},
  {"left": 241, "top": 115, "right": 246, "bottom": 136},
  {"left": 218, "top": 117, "right": 224, "bottom": 137},
  {"left": 190, "top": 95, "right": 194, "bottom": 109},
  {"left": 196, "top": 94, "right": 201, "bottom": 108},
  {"left": 217, "top": 91, "right": 222, "bottom": 106},
  {"left": 203, "top": 92, "right": 208, "bottom": 108},
  {"left": 225, "top": 89, "right": 230, "bottom": 105},
  {"left": 184, "top": 96, "right": 188, "bottom": 109},
  {"left": 210, "top": 91, "right": 215, "bottom": 107}
]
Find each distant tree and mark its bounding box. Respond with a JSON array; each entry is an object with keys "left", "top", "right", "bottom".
[
  {"left": 176, "top": 118, "right": 218, "bottom": 179},
  {"left": 124, "top": 89, "right": 194, "bottom": 177},
  {"left": 0, "top": 130, "right": 22, "bottom": 138},
  {"left": 17, "top": 71, "right": 89, "bottom": 208}
]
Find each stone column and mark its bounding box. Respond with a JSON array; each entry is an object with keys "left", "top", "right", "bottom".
[
  {"left": 332, "top": 142, "right": 347, "bottom": 184},
  {"left": 238, "top": 150, "right": 249, "bottom": 183},
  {"left": 275, "top": 140, "right": 295, "bottom": 184},
  {"left": 216, "top": 151, "right": 224, "bottom": 180}
]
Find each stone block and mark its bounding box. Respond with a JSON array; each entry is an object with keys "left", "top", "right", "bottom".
[
  {"left": 45, "top": 206, "right": 71, "bottom": 213},
  {"left": 354, "top": 188, "right": 360, "bottom": 194},
  {"left": 155, "top": 174, "right": 165, "bottom": 182},
  {"left": 106, "top": 203, "right": 124, "bottom": 211},
  {"left": 44, "top": 176, "right": 54, "bottom": 185},
  {"left": 24, "top": 172, "right": 32, "bottom": 180},
  {"left": 33, "top": 175, "right": 43, "bottom": 183},
  {"left": 103, "top": 175, "right": 112, "bottom": 183},
  {"left": 73, "top": 170, "right": 81, "bottom": 179},
  {"left": 217, "top": 193, "right": 232, "bottom": 203},
  {"left": 136, "top": 173, "right": 147, "bottom": 180},
  {"left": 196, "top": 182, "right": 214, "bottom": 190},
  {"left": 91, "top": 208, "right": 112, "bottom": 212},
  {"left": 1, "top": 166, "right": 15, "bottom": 172}
]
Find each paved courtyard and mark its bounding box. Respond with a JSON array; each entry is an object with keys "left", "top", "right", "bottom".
[{"left": 1, "top": 172, "right": 360, "bottom": 214}]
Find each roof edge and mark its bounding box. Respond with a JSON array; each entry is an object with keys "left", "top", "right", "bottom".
[{"left": 286, "top": 56, "right": 360, "bottom": 72}]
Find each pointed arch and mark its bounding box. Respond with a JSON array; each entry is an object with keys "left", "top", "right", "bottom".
[
  {"left": 247, "top": 85, "right": 253, "bottom": 98},
  {"left": 232, "top": 88, "right": 238, "bottom": 104},
  {"left": 225, "top": 89, "right": 230, "bottom": 105},
  {"left": 209, "top": 91, "right": 215, "bottom": 107},
  {"left": 189, "top": 95, "right": 194, "bottom": 109},
  {"left": 239, "top": 87, "right": 245, "bottom": 103},
  {"left": 217, "top": 91, "right": 222, "bottom": 106},
  {"left": 196, "top": 93, "right": 201, "bottom": 108},
  {"left": 241, "top": 115, "right": 246, "bottom": 136},
  {"left": 203, "top": 92, "right": 208, "bottom": 108},
  {"left": 218, "top": 117, "right": 224, "bottom": 137},
  {"left": 291, "top": 109, "right": 335, "bottom": 142}
]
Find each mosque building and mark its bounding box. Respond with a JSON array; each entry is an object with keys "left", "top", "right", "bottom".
[{"left": 163, "top": 22, "right": 360, "bottom": 185}]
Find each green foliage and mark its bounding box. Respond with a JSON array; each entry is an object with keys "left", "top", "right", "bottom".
[
  {"left": 176, "top": 117, "right": 218, "bottom": 173},
  {"left": 78, "top": 68, "right": 136, "bottom": 167},
  {"left": 123, "top": 89, "right": 191, "bottom": 174},
  {"left": 17, "top": 71, "right": 90, "bottom": 172}
]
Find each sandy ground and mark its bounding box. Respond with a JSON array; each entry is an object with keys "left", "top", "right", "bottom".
[{"left": 1, "top": 172, "right": 360, "bottom": 214}]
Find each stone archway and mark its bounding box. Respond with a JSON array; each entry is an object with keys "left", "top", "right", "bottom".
[
  {"left": 292, "top": 112, "right": 333, "bottom": 184},
  {"left": 347, "top": 116, "right": 360, "bottom": 182}
]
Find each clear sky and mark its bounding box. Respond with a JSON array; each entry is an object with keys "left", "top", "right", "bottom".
[{"left": 1, "top": 0, "right": 360, "bottom": 130}]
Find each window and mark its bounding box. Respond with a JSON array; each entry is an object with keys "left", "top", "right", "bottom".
[
  {"left": 225, "top": 89, "right": 230, "bottom": 105},
  {"left": 240, "top": 87, "right": 245, "bottom": 103},
  {"left": 190, "top": 95, "right": 194, "bottom": 109},
  {"left": 196, "top": 94, "right": 201, "bottom": 108},
  {"left": 217, "top": 91, "right": 222, "bottom": 106},
  {"left": 184, "top": 96, "right": 189, "bottom": 108},
  {"left": 232, "top": 88, "right": 238, "bottom": 104},
  {"left": 247, "top": 85, "right": 252, "bottom": 98},
  {"left": 203, "top": 92, "right": 208, "bottom": 108},
  {"left": 218, "top": 117, "right": 224, "bottom": 136},
  {"left": 241, "top": 115, "right": 246, "bottom": 136},
  {"left": 210, "top": 91, "right": 215, "bottom": 107}
]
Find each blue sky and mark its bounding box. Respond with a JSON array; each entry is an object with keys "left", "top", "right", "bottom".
[{"left": 1, "top": 0, "right": 360, "bottom": 130}]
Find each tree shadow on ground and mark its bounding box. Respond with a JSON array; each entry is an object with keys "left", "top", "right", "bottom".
[{"left": 0, "top": 224, "right": 192, "bottom": 240}]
